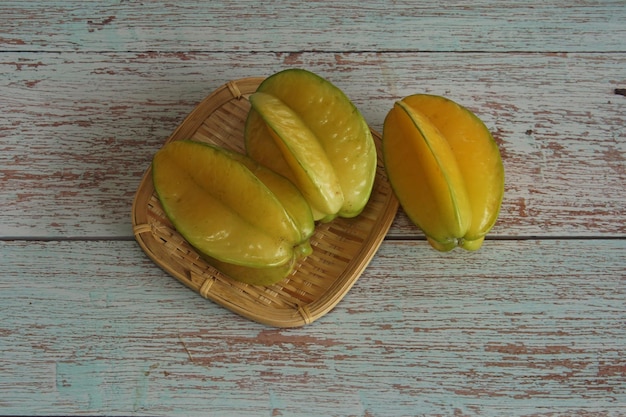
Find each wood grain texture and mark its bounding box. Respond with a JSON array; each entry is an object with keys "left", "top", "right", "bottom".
[
  {"left": 1, "top": 1, "right": 625, "bottom": 53},
  {"left": 1, "top": 0, "right": 625, "bottom": 415},
  {"left": 2, "top": 52, "right": 624, "bottom": 238},
  {"left": 1, "top": 239, "right": 624, "bottom": 416}
]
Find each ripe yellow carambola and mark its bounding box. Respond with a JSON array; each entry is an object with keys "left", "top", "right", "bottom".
[
  {"left": 151, "top": 69, "right": 379, "bottom": 286},
  {"left": 245, "top": 68, "right": 377, "bottom": 222},
  {"left": 152, "top": 140, "right": 312, "bottom": 285},
  {"left": 383, "top": 94, "right": 504, "bottom": 251}
]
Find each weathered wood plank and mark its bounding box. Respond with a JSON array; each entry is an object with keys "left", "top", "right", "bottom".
[
  {"left": 1, "top": 52, "right": 624, "bottom": 238},
  {"left": 1, "top": 0, "right": 625, "bottom": 53},
  {"left": 2, "top": 2, "right": 623, "bottom": 415},
  {"left": 1, "top": 239, "right": 624, "bottom": 415}
]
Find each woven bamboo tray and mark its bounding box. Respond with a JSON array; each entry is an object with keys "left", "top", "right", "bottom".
[{"left": 132, "top": 77, "right": 399, "bottom": 327}]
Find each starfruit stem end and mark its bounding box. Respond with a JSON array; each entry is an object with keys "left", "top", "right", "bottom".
[{"left": 427, "top": 235, "right": 486, "bottom": 252}]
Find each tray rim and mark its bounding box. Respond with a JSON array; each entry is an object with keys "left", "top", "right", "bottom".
[{"left": 131, "top": 76, "right": 399, "bottom": 327}]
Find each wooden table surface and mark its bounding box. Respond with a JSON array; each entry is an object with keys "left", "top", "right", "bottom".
[{"left": 2, "top": 1, "right": 625, "bottom": 416}]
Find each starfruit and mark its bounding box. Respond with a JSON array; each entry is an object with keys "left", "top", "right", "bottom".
[
  {"left": 245, "top": 68, "right": 377, "bottom": 221},
  {"left": 223, "top": 148, "right": 315, "bottom": 246},
  {"left": 383, "top": 94, "right": 504, "bottom": 251},
  {"left": 152, "top": 140, "right": 312, "bottom": 285}
]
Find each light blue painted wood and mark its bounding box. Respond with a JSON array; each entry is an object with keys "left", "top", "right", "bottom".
[
  {"left": 1, "top": 240, "right": 625, "bottom": 415},
  {"left": 1, "top": 52, "right": 624, "bottom": 238},
  {"left": 1, "top": 1, "right": 625, "bottom": 53},
  {"left": 1, "top": 1, "right": 625, "bottom": 415}
]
